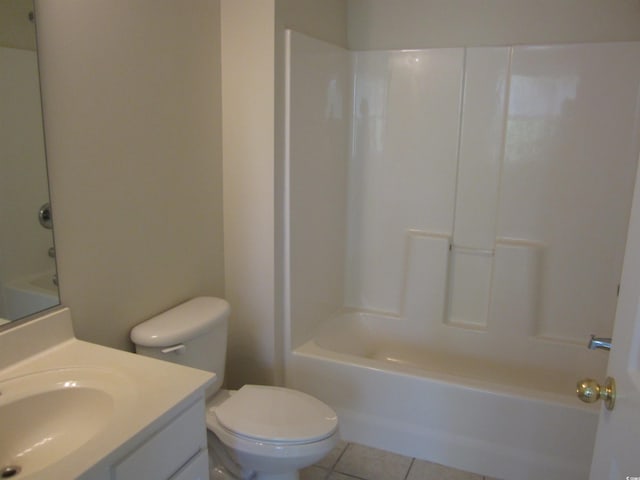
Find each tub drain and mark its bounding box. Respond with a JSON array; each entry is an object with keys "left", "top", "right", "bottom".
[{"left": 0, "top": 466, "right": 21, "bottom": 478}]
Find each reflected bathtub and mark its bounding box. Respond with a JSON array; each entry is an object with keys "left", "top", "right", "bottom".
[
  {"left": 286, "top": 312, "right": 598, "bottom": 480},
  {"left": 2, "top": 271, "right": 59, "bottom": 320}
]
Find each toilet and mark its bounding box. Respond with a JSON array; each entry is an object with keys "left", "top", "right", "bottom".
[{"left": 130, "top": 297, "right": 339, "bottom": 480}]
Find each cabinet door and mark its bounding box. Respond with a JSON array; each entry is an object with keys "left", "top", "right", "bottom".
[
  {"left": 170, "top": 450, "right": 209, "bottom": 480},
  {"left": 113, "top": 401, "right": 207, "bottom": 480}
]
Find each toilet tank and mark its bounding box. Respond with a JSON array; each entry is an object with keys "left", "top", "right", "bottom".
[{"left": 130, "top": 297, "right": 230, "bottom": 394}]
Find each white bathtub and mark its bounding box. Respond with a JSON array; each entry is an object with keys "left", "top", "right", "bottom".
[{"left": 286, "top": 312, "right": 598, "bottom": 480}]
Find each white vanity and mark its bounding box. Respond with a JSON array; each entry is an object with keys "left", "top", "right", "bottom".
[{"left": 0, "top": 307, "right": 214, "bottom": 480}]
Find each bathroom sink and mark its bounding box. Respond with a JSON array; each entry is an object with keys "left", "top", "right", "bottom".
[
  {"left": 0, "top": 308, "right": 213, "bottom": 479},
  {"left": 0, "top": 367, "right": 135, "bottom": 478}
]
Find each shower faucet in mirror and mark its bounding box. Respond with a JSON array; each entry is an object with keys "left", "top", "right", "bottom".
[{"left": 38, "top": 202, "right": 52, "bottom": 229}]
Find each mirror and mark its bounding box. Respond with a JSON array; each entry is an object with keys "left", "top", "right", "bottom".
[{"left": 0, "top": 0, "right": 59, "bottom": 322}]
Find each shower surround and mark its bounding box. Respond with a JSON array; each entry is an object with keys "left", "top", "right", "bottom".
[{"left": 283, "top": 31, "right": 640, "bottom": 480}]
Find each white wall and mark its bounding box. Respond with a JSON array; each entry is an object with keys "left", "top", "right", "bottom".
[
  {"left": 36, "top": 0, "right": 225, "bottom": 351},
  {"left": 348, "top": 0, "right": 640, "bottom": 49}
]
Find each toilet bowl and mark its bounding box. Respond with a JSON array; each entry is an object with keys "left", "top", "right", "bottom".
[
  {"left": 130, "top": 297, "right": 339, "bottom": 480},
  {"left": 207, "top": 387, "right": 338, "bottom": 479}
]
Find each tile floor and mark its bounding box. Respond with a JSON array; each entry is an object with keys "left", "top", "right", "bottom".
[{"left": 301, "top": 442, "right": 501, "bottom": 480}]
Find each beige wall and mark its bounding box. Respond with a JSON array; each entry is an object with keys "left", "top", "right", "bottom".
[
  {"left": 35, "top": 0, "right": 224, "bottom": 351},
  {"left": 348, "top": 0, "right": 640, "bottom": 50},
  {"left": 221, "top": 0, "right": 277, "bottom": 388}
]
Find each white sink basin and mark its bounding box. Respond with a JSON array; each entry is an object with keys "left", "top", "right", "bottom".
[{"left": 0, "top": 368, "right": 135, "bottom": 478}]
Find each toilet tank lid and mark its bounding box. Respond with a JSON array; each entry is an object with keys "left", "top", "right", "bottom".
[{"left": 130, "top": 297, "right": 230, "bottom": 347}]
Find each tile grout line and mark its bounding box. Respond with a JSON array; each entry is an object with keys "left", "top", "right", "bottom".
[
  {"left": 308, "top": 441, "right": 351, "bottom": 480},
  {"left": 402, "top": 457, "right": 416, "bottom": 480},
  {"left": 327, "top": 442, "right": 351, "bottom": 478}
]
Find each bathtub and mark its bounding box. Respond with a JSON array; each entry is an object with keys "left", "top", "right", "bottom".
[{"left": 286, "top": 312, "right": 598, "bottom": 480}]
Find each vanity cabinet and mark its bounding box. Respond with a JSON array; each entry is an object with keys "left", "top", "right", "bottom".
[
  {"left": 113, "top": 399, "right": 208, "bottom": 480},
  {"left": 80, "top": 398, "right": 209, "bottom": 480}
]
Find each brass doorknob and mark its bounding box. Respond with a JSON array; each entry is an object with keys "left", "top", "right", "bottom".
[{"left": 576, "top": 376, "right": 616, "bottom": 411}]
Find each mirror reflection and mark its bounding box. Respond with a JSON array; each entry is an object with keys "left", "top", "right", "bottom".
[{"left": 0, "top": 0, "right": 59, "bottom": 322}]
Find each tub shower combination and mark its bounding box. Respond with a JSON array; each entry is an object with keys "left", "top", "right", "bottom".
[{"left": 283, "top": 31, "right": 640, "bottom": 480}]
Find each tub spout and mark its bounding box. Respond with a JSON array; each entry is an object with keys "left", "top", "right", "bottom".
[{"left": 588, "top": 335, "right": 612, "bottom": 351}]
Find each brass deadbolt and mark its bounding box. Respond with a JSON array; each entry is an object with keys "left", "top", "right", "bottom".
[{"left": 576, "top": 376, "right": 616, "bottom": 411}]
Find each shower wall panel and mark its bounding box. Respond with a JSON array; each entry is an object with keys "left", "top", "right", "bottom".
[
  {"left": 342, "top": 42, "right": 640, "bottom": 367},
  {"left": 498, "top": 43, "right": 640, "bottom": 343},
  {"left": 285, "top": 31, "right": 350, "bottom": 349},
  {"left": 345, "top": 49, "right": 463, "bottom": 315},
  {"left": 447, "top": 47, "right": 509, "bottom": 328}
]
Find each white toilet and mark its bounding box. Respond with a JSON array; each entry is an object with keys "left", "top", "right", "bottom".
[{"left": 130, "top": 297, "right": 339, "bottom": 480}]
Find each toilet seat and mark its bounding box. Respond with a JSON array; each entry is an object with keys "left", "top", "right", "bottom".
[
  {"left": 205, "top": 387, "right": 339, "bottom": 471},
  {"left": 210, "top": 385, "right": 338, "bottom": 445},
  {"left": 207, "top": 415, "right": 338, "bottom": 460}
]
